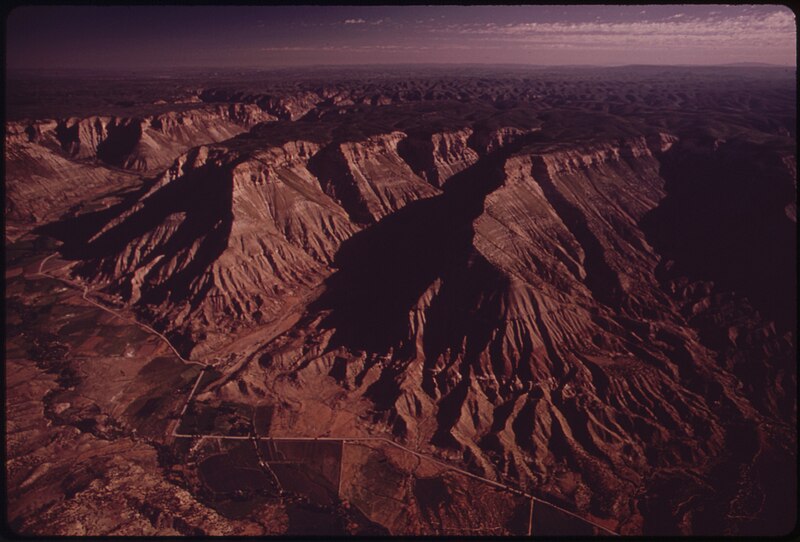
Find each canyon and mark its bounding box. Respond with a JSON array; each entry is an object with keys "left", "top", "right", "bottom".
[{"left": 5, "top": 66, "right": 796, "bottom": 536}]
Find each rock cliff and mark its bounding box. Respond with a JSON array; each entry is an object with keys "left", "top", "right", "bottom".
[
  {"left": 309, "top": 132, "right": 441, "bottom": 224},
  {"left": 5, "top": 105, "right": 275, "bottom": 225},
  {"left": 9, "top": 71, "right": 795, "bottom": 536},
  {"left": 67, "top": 141, "right": 357, "bottom": 349},
  {"left": 233, "top": 130, "right": 795, "bottom": 534}
]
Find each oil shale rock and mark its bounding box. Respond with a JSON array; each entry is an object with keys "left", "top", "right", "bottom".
[{"left": 6, "top": 68, "right": 796, "bottom": 536}]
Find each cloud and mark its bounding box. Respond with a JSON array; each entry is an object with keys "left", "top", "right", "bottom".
[
  {"left": 443, "top": 9, "right": 795, "bottom": 51},
  {"left": 342, "top": 17, "right": 388, "bottom": 25},
  {"left": 259, "top": 7, "right": 794, "bottom": 64},
  {"left": 261, "top": 44, "right": 430, "bottom": 53},
  {"left": 260, "top": 46, "right": 319, "bottom": 52}
]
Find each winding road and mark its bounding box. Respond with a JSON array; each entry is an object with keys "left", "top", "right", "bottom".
[{"left": 32, "top": 251, "right": 619, "bottom": 536}]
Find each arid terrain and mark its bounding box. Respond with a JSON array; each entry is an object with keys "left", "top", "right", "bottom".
[{"left": 5, "top": 65, "right": 796, "bottom": 536}]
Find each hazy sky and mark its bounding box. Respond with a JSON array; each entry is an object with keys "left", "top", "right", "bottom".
[{"left": 6, "top": 5, "right": 796, "bottom": 70}]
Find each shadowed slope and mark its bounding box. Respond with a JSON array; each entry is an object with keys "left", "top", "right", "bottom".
[{"left": 310, "top": 135, "right": 538, "bottom": 353}]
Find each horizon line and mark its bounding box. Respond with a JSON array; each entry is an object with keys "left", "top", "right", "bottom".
[{"left": 6, "top": 61, "right": 796, "bottom": 75}]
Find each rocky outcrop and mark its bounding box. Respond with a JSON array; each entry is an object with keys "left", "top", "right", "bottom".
[
  {"left": 69, "top": 129, "right": 466, "bottom": 348},
  {"left": 5, "top": 120, "right": 139, "bottom": 224},
  {"left": 52, "top": 104, "right": 275, "bottom": 171},
  {"left": 246, "top": 130, "right": 795, "bottom": 535},
  {"left": 68, "top": 141, "right": 358, "bottom": 351},
  {"left": 5, "top": 105, "right": 276, "bottom": 225},
  {"left": 470, "top": 126, "right": 539, "bottom": 155},
  {"left": 309, "top": 132, "right": 441, "bottom": 224},
  {"left": 397, "top": 128, "right": 480, "bottom": 188},
  {"left": 379, "top": 135, "right": 685, "bottom": 441},
  {"left": 199, "top": 89, "right": 322, "bottom": 121},
  {"left": 431, "top": 128, "right": 480, "bottom": 183},
  {"left": 12, "top": 71, "right": 795, "bottom": 535}
]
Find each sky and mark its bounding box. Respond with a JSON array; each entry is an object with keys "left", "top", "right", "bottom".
[{"left": 6, "top": 5, "right": 796, "bottom": 70}]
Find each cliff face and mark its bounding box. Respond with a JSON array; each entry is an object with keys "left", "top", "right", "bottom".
[
  {"left": 395, "top": 127, "right": 478, "bottom": 188},
  {"left": 309, "top": 132, "right": 441, "bottom": 224},
  {"left": 199, "top": 89, "right": 322, "bottom": 121},
  {"left": 53, "top": 104, "right": 275, "bottom": 171},
  {"left": 5, "top": 105, "right": 275, "bottom": 225},
  {"left": 236, "top": 131, "right": 795, "bottom": 535},
  {"left": 471, "top": 126, "right": 537, "bottom": 155},
  {"left": 5, "top": 120, "right": 139, "bottom": 225},
  {"left": 69, "top": 141, "right": 358, "bottom": 348},
  {"left": 71, "top": 129, "right": 486, "bottom": 347},
  {"left": 353, "top": 134, "right": 692, "bottom": 445},
  {"left": 13, "top": 84, "right": 795, "bottom": 535}
]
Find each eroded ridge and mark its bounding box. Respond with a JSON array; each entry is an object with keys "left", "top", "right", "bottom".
[{"left": 6, "top": 66, "right": 796, "bottom": 536}]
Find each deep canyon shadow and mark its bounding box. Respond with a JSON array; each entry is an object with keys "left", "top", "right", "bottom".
[
  {"left": 310, "top": 135, "right": 539, "bottom": 353},
  {"left": 641, "top": 138, "right": 797, "bottom": 333}
]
